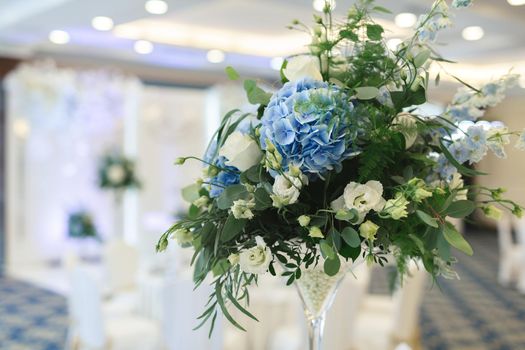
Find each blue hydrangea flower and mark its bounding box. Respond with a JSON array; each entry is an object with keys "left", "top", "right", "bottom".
[
  {"left": 208, "top": 156, "right": 240, "bottom": 198},
  {"left": 203, "top": 118, "right": 259, "bottom": 198},
  {"left": 259, "top": 78, "right": 357, "bottom": 178},
  {"left": 452, "top": 0, "right": 472, "bottom": 8}
]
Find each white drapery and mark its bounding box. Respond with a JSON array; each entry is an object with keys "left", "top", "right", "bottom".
[{"left": 5, "top": 61, "right": 142, "bottom": 264}]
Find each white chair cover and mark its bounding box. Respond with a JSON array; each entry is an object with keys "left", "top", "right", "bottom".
[
  {"left": 103, "top": 239, "right": 139, "bottom": 293},
  {"left": 161, "top": 272, "right": 223, "bottom": 350}
]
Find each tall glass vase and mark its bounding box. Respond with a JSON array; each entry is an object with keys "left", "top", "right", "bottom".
[{"left": 294, "top": 259, "right": 361, "bottom": 350}]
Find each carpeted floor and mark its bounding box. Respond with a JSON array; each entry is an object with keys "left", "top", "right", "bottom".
[
  {"left": 0, "top": 278, "right": 68, "bottom": 350},
  {"left": 419, "top": 231, "right": 525, "bottom": 350},
  {"left": 1, "top": 231, "right": 525, "bottom": 350}
]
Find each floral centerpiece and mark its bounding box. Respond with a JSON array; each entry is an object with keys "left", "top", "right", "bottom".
[
  {"left": 157, "top": 0, "right": 524, "bottom": 347},
  {"left": 98, "top": 153, "right": 140, "bottom": 192},
  {"left": 68, "top": 210, "right": 99, "bottom": 240}
]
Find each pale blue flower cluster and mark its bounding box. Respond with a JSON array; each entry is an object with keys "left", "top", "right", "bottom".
[
  {"left": 452, "top": 0, "right": 472, "bottom": 8},
  {"left": 416, "top": 0, "right": 452, "bottom": 43},
  {"left": 444, "top": 74, "right": 519, "bottom": 123},
  {"left": 433, "top": 120, "right": 511, "bottom": 179},
  {"left": 259, "top": 78, "right": 357, "bottom": 178}
]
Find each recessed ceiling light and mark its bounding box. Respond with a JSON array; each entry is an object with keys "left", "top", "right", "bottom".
[
  {"left": 49, "top": 30, "right": 70, "bottom": 44},
  {"left": 92, "top": 16, "right": 114, "bottom": 31},
  {"left": 207, "top": 49, "right": 225, "bottom": 63},
  {"left": 508, "top": 0, "right": 525, "bottom": 6},
  {"left": 387, "top": 38, "right": 403, "bottom": 51},
  {"left": 462, "top": 26, "right": 484, "bottom": 41},
  {"left": 134, "top": 40, "right": 154, "bottom": 54},
  {"left": 313, "top": 0, "right": 336, "bottom": 12},
  {"left": 271, "top": 57, "right": 284, "bottom": 70},
  {"left": 145, "top": 0, "right": 168, "bottom": 15},
  {"left": 395, "top": 13, "right": 417, "bottom": 28}
]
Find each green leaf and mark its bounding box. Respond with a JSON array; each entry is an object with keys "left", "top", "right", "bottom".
[
  {"left": 319, "top": 240, "right": 336, "bottom": 259},
  {"left": 182, "top": 183, "right": 201, "bottom": 203},
  {"left": 215, "top": 283, "right": 246, "bottom": 331},
  {"left": 200, "top": 222, "right": 216, "bottom": 245},
  {"left": 324, "top": 257, "right": 341, "bottom": 276},
  {"left": 443, "top": 222, "right": 473, "bottom": 256},
  {"left": 414, "top": 49, "right": 431, "bottom": 68},
  {"left": 341, "top": 226, "right": 361, "bottom": 248},
  {"left": 445, "top": 200, "right": 476, "bottom": 218},
  {"left": 339, "top": 29, "right": 358, "bottom": 41},
  {"left": 416, "top": 210, "right": 439, "bottom": 228},
  {"left": 254, "top": 188, "right": 272, "bottom": 210},
  {"left": 244, "top": 79, "right": 272, "bottom": 106},
  {"left": 212, "top": 259, "right": 230, "bottom": 276},
  {"left": 225, "top": 289, "right": 259, "bottom": 322},
  {"left": 372, "top": 6, "right": 392, "bottom": 14},
  {"left": 355, "top": 86, "right": 380, "bottom": 100},
  {"left": 216, "top": 184, "right": 248, "bottom": 210},
  {"left": 335, "top": 209, "right": 358, "bottom": 222},
  {"left": 366, "top": 24, "right": 384, "bottom": 41},
  {"left": 225, "top": 66, "right": 240, "bottom": 80},
  {"left": 220, "top": 215, "right": 247, "bottom": 242}
]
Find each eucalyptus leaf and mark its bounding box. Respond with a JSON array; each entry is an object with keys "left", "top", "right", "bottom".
[
  {"left": 217, "top": 185, "right": 248, "bottom": 210},
  {"left": 341, "top": 226, "right": 361, "bottom": 248},
  {"left": 225, "top": 66, "right": 240, "bottom": 80},
  {"left": 244, "top": 79, "right": 272, "bottom": 106},
  {"left": 443, "top": 222, "right": 473, "bottom": 256},
  {"left": 416, "top": 210, "right": 439, "bottom": 228},
  {"left": 355, "top": 86, "right": 380, "bottom": 100},
  {"left": 445, "top": 200, "right": 476, "bottom": 218},
  {"left": 414, "top": 49, "right": 431, "bottom": 68},
  {"left": 319, "top": 240, "right": 336, "bottom": 259},
  {"left": 254, "top": 188, "right": 272, "bottom": 210},
  {"left": 182, "top": 183, "right": 201, "bottom": 203},
  {"left": 220, "top": 215, "right": 247, "bottom": 242},
  {"left": 324, "top": 257, "right": 341, "bottom": 276}
]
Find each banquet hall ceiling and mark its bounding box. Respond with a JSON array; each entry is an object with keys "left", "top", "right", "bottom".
[{"left": 0, "top": 0, "right": 524, "bottom": 78}]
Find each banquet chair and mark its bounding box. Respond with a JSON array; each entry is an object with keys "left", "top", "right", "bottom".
[
  {"left": 349, "top": 261, "right": 427, "bottom": 350},
  {"left": 497, "top": 215, "right": 525, "bottom": 292},
  {"left": 102, "top": 239, "right": 140, "bottom": 313},
  {"left": 67, "top": 267, "right": 161, "bottom": 350}
]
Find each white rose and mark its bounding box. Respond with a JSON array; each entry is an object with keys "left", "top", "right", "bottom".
[
  {"left": 107, "top": 164, "right": 126, "bottom": 185},
  {"left": 283, "top": 55, "right": 323, "bottom": 82},
  {"left": 239, "top": 236, "right": 273, "bottom": 274},
  {"left": 219, "top": 131, "right": 263, "bottom": 171},
  {"left": 332, "top": 180, "right": 385, "bottom": 223},
  {"left": 271, "top": 171, "right": 308, "bottom": 208}
]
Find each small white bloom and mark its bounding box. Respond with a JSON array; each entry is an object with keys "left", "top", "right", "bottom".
[
  {"left": 171, "top": 228, "right": 193, "bottom": 246},
  {"left": 219, "top": 131, "right": 263, "bottom": 171},
  {"left": 382, "top": 193, "right": 409, "bottom": 220},
  {"left": 283, "top": 55, "right": 323, "bottom": 82},
  {"left": 359, "top": 220, "right": 379, "bottom": 241},
  {"left": 308, "top": 226, "right": 324, "bottom": 238},
  {"left": 298, "top": 215, "right": 311, "bottom": 227},
  {"left": 193, "top": 196, "right": 209, "bottom": 208},
  {"left": 107, "top": 164, "right": 126, "bottom": 184},
  {"left": 271, "top": 171, "right": 308, "bottom": 208},
  {"left": 332, "top": 180, "right": 385, "bottom": 223},
  {"left": 228, "top": 253, "right": 240, "bottom": 266},
  {"left": 231, "top": 198, "right": 256, "bottom": 220},
  {"left": 449, "top": 173, "right": 468, "bottom": 201},
  {"left": 239, "top": 236, "right": 273, "bottom": 274}
]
